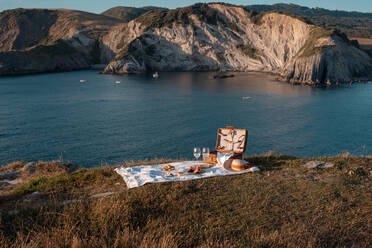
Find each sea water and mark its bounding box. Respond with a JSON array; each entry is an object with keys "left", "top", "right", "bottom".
[{"left": 0, "top": 70, "right": 371, "bottom": 166}]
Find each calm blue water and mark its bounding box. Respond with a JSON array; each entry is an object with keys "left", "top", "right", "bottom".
[{"left": 0, "top": 70, "right": 371, "bottom": 167}]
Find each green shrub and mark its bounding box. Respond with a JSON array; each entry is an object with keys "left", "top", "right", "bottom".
[
  {"left": 136, "top": 3, "right": 227, "bottom": 30},
  {"left": 236, "top": 44, "right": 261, "bottom": 60},
  {"left": 14, "top": 167, "right": 116, "bottom": 196},
  {"left": 14, "top": 176, "right": 49, "bottom": 195},
  {"left": 297, "top": 27, "right": 336, "bottom": 57},
  {"left": 244, "top": 10, "right": 313, "bottom": 26},
  {"left": 215, "top": 52, "right": 225, "bottom": 62},
  {"left": 114, "top": 42, "right": 135, "bottom": 61}
]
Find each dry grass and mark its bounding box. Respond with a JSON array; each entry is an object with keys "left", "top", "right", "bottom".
[
  {"left": 297, "top": 27, "right": 337, "bottom": 58},
  {"left": 351, "top": 37, "right": 372, "bottom": 57},
  {"left": 0, "top": 161, "right": 25, "bottom": 173},
  {"left": 352, "top": 37, "right": 372, "bottom": 48},
  {"left": 0, "top": 155, "right": 371, "bottom": 247}
]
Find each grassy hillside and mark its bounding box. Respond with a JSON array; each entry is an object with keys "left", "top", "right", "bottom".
[
  {"left": 0, "top": 8, "right": 122, "bottom": 52},
  {"left": 0, "top": 154, "right": 371, "bottom": 247},
  {"left": 101, "top": 6, "right": 167, "bottom": 22},
  {"left": 245, "top": 3, "right": 372, "bottom": 38}
]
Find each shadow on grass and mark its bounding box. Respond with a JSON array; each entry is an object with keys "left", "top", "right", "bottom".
[{"left": 245, "top": 153, "right": 297, "bottom": 171}]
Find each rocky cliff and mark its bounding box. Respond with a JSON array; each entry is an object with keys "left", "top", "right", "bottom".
[
  {"left": 102, "top": 3, "right": 372, "bottom": 84},
  {"left": 0, "top": 8, "right": 121, "bottom": 75},
  {"left": 1, "top": 3, "right": 372, "bottom": 84}
]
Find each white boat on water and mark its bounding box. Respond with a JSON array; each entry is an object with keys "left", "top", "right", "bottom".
[
  {"left": 80, "top": 80, "right": 87, "bottom": 83},
  {"left": 153, "top": 72, "right": 159, "bottom": 78},
  {"left": 242, "top": 96, "right": 252, "bottom": 100},
  {"left": 115, "top": 81, "right": 121, "bottom": 84}
]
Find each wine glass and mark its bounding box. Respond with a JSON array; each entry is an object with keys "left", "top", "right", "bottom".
[
  {"left": 193, "top": 147, "right": 201, "bottom": 161},
  {"left": 202, "top": 147, "right": 210, "bottom": 161}
]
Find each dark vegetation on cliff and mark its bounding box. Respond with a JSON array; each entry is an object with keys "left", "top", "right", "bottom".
[
  {"left": 0, "top": 155, "right": 371, "bottom": 247},
  {"left": 136, "top": 3, "right": 230, "bottom": 30},
  {"left": 236, "top": 44, "right": 262, "bottom": 60},
  {"left": 297, "top": 28, "right": 356, "bottom": 57},
  {"left": 135, "top": 3, "right": 264, "bottom": 33},
  {"left": 246, "top": 3, "right": 372, "bottom": 39},
  {"left": 101, "top": 6, "right": 167, "bottom": 22}
]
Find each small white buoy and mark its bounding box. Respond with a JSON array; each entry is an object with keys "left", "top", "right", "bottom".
[{"left": 153, "top": 72, "right": 159, "bottom": 78}]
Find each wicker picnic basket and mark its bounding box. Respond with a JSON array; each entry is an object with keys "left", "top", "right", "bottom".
[{"left": 203, "top": 126, "right": 248, "bottom": 164}]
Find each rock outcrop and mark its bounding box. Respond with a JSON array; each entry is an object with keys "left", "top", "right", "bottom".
[
  {"left": 103, "top": 3, "right": 372, "bottom": 84},
  {"left": 0, "top": 8, "right": 121, "bottom": 75},
  {"left": 1, "top": 3, "right": 372, "bottom": 84}
]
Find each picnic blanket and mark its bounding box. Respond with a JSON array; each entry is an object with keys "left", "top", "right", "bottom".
[{"left": 115, "top": 161, "right": 260, "bottom": 189}]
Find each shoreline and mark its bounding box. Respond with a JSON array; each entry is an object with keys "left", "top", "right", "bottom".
[{"left": 1, "top": 67, "right": 371, "bottom": 86}]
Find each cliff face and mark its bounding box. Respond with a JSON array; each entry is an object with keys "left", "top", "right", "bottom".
[
  {"left": 281, "top": 34, "right": 372, "bottom": 84},
  {"left": 103, "top": 3, "right": 372, "bottom": 84},
  {"left": 103, "top": 5, "right": 312, "bottom": 74},
  {"left": 1, "top": 4, "right": 372, "bottom": 84},
  {"left": 0, "top": 8, "right": 121, "bottom": 75}
]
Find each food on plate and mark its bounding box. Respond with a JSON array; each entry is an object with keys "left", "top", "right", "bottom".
[
  {"left": 200, "top": 164, "right": 212, "bottom": 169},
  {"left": 176, "top": 172, "right": 184, "bottom": 177},
  {"left": 194, "top": 166, "right": 201, "bottom": 174},
  {"left": 165, "top": 172, "right": 174, "bottom": 177},
  {"left": 161, "top": 165, "right": 175, "bottom": 171}
]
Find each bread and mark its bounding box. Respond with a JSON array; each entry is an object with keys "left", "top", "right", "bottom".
[{"left": 161, "top": 165, "right": 175, "bottom": 171}]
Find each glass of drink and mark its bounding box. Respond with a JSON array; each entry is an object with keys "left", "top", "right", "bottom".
[
  {"left": 193, "top": 147, "right": 201, "bottom": 161},
  {"left": 202, "top": 147, "right": 210, "bottom": 161}
]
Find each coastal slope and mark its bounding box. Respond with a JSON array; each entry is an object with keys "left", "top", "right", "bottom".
[
  {"left": 0, "top": 155, "right": 371, "bottom": 247},
  {"left": 101, "top": 6, "right": 167, "bottom": 22},
  {"left": 103, "top": 3, "right": 372, "bottom": 84},
  {"left": 0, "top": 8, "right": 121, "bottom": 75},
  {"left": 1, "top": 4, "right": 372, "bottom": 84}
]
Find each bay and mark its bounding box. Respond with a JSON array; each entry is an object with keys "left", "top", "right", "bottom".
[{"left": 0, "top": 70, "right": 371, "bottom": 167}]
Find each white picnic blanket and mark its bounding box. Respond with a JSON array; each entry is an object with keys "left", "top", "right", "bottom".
[{"left": 115, "top": 161, "right": 260, "bottom": 189}]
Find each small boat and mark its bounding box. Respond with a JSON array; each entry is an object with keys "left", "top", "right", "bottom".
[
  {"left": 115, "top": 81, "right": 121, "bottom": 84},
  {"left": 80, "top": 80, "right": 87, "bottom": 83},
  {"left": 213, "top": 72, "right": 234, "bottom": 79},
  {"left": 153, "top": 72, "right": 159, "bottom": 78},
  {"left": 242, "top": 96, "right": 252, "bottom": 100}
]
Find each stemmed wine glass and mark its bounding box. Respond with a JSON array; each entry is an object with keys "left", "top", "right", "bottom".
[
  {"left": 193, "top": 147, "right": 201, "bottom": 161},
  {"left": 202, "top": 147, "right": 210, "bottom": 161}
]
